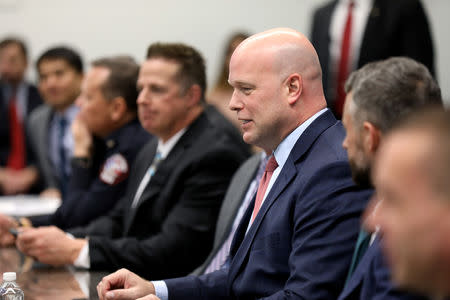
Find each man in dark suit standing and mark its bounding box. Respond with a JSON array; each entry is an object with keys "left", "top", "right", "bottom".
[
  {"left": 14, "top": 43, "right": 246, "bottom": 279},
  {"left": 338, "top": 57, "right": 441, "bottom": 300},
  {"left": 97, "top": 28, "right": 371, "bottom": 300},
  {"left": 310, "top": 0, "right": 435, "bottom": 119},
  {"left": 0, "top": 37, "right": 43, "bottom": 195}
]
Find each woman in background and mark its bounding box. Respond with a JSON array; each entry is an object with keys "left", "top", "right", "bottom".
[{"left": 207, "top": 32, "right": 249, "bottom": 131}]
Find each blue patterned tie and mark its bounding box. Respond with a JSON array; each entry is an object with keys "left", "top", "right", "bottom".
[{"left": 130, "top": 151, "right": 163, "bottom": 208}]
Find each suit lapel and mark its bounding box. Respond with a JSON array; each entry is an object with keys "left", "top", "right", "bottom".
[
  {"left": 123, "top": 139, "right": 157, "bottom": 232},
  {"left": 338, "top": 239, "right": 378, "bottom": 299},
  {"left": 215, "top": 156, "right": 261, "bottom": 246},
  {"left": 41, "top": 109, "right": 56, "bottom": 182},
  {"left": 123, "top": 112, "right": 209, "bottom": 233},
  {"left": 228, "top": 110, "right": 338, "bottom": 283}
]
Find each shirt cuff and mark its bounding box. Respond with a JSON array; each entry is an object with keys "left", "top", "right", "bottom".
[
  {"left": 152, "top": 280, "right": 169, "bottom": 300},
  {"left": 73, "top": 239, "right": 91, "bottom": 269}
]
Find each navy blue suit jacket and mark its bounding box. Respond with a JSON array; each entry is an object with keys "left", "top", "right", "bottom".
[
  {"left": 165, "top": 110, "right": 372, "bottom": 299},
  {"left": 29, "top": 119, "right": 151, "bottom": 229},
  {"left": 338, "top": 237, "right": 429, "bottom": 300}
]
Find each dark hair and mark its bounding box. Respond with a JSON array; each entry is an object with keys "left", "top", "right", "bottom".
[
  {"left": 392, "top": 106, "right": 450, "bottom": 198},
  {"left": 146, "top": 42, "right": 206, "bottom": 102},
  {"left": 215, "top": 32, "right": 250, "bottom": 90},
  {"left": 36, "top": 46, "right": 83, "bottom": 74},
  {"left": 91, "top": 56, "right": 139, "bottom": 113},
  {"left": 345, "top": 57, "right": 442, "bottom": 133},
  {"left": 0, "top": 37, "right": 27, "bottom": 60}
]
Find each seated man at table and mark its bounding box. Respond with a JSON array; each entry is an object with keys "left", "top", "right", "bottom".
[
  {"left": 0, "top": 55, "right": 150, "bottom": 234},
  {"left": 28, "top": 46, "right": 84, "bottom": 199},
  {"left": 9, "top": 42, "right": 246, "bottom": 280},
  {"left": 97, "top": 28, "right": 372, "bottom": 300}
]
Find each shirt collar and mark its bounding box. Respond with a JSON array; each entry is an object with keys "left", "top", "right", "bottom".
[
  {"left": 54, "top": 104, "right": 79, "bottom": 122},
  {"left": 338, "top": 0, "right": 372, "bottom": 8},
  {"left": 157, "top": 128, "right": 187, "bottom": 159},
  {"left": 273, "top": 108, "right": 328, "bottom": 169}
]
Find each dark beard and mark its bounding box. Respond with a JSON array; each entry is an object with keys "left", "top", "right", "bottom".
[{"left": 349, "top": 160, "right": 373, "bottom": 189}]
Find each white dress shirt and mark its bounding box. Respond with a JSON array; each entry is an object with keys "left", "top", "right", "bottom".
[{"left": 329, "top": 0, "right": 373, "bottom": 96}]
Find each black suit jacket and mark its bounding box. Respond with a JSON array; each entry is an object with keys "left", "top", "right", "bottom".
[
  {"left": 311, "top": 0, "right": 435, "bottom": 111},
  {"left": 0, "top": 82, "right": 42, "bottom": 166},
  {"left": 69, "top": 111, "right": 247, "bottom": 279}
]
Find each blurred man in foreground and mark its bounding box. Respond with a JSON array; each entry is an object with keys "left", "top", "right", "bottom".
[{"left": 366, "top": 107, "right": 450, "bottom": 299}]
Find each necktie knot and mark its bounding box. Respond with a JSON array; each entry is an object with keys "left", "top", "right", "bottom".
[{"left": 265, "top": 155, "right": 278, "bottom": 173}]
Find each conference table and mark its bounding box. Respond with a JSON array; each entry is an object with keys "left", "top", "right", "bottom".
[
  {"left": 0, "top": 195, "right": 108, "bottom": 299},
  {"left": 0, "top": 247, "right": 107, "bottom": 300}
]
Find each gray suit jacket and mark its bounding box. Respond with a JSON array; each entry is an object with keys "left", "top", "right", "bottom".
[
  {"left": 192, "top": 153, "right": 262, "bottom": 275},
  {"left": 27, "top": 105, "right": 59, "bottom": 189}
]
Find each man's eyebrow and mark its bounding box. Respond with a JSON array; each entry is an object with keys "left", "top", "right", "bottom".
[{"left": 229, "top": 80, "right": 254, "bottom": 88}]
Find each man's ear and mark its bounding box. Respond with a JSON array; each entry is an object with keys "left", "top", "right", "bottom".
[
  {"left": 286, "top": 73, "right": 302, "bottom": 105},
  {"left": 185, "top": 84, "right": 202, "bottom": 107},
  {"left": 110, "top": 97, "right": 127, "bottom": 121},
  {"left": 362, "top": 121, "right": 382, "bottom": 156}
]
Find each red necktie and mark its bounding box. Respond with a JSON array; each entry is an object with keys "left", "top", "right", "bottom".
[
  {"left": 251, "top": 155, "right": 278, "bottom": 223},
  {"left": 335, "top": 1, "right": 355, "bottom": 119},
  {"left": 7, "top": 93, "right": 26, "bottom": 170}
]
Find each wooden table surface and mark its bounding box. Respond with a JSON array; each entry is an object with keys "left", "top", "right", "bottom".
[{"left": 0, "top": 247, "right": 107, "bottom": 300}]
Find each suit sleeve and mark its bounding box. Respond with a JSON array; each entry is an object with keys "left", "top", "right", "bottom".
[
  {"left": 67, "top": 196, "right": 127, "bottom": 238},
  {"left": 165, "top": 268, "right": 230, "bottom": 300},
  {"left": 87, "top": 147, "right": 240, "bottom": 279},
  {"left": 260, "top": 162, "right": 370, "bottom": 300},
  {"left": 47, "top": 152, "right": 131, "bottom": 229}
]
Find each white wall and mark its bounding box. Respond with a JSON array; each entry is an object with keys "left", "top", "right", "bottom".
[{"left": 0, "top": 0, "right": 448, "bottom": 104}]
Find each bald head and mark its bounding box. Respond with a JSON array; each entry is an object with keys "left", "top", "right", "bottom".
[
  {"left": 231, "top": 28, "right": 325, "bottom": 116},
  {"left": 237, "top": 28, "right": 321, "bottom": 78},
  {"left": 228, "top": 28, "right": 327, "bottom": 152}
]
